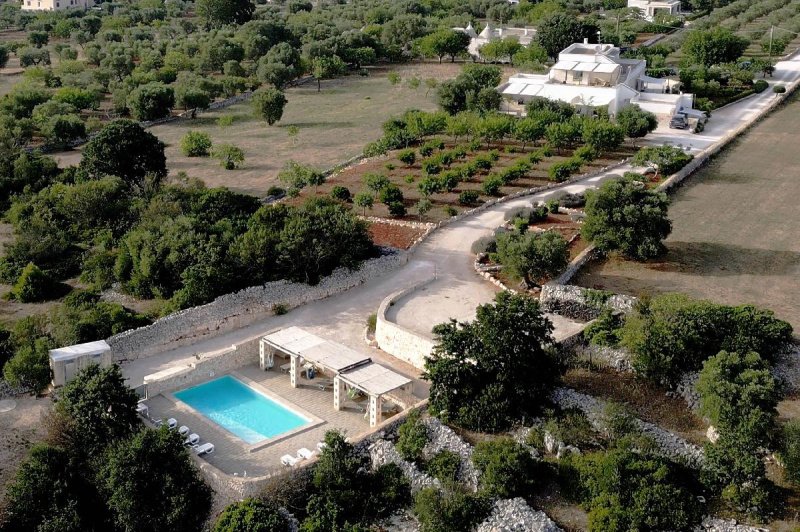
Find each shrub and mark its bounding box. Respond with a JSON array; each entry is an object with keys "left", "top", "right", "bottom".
[
  {"left": 443, "top": 205, "right": 457, "bottom": 217},
  {"left": 773, "top": 85, "right": 786, "bottom": 94},
  {"left": 366, "top": 313, "right": 377, "bottom": 335},
  {"left": 413, "top": 488, "right": 491, "bottom": 532},
  {"left": 472, "top": 154, "right": 493, "bottom": 171},
  {"left": 583, "top": 308, "right": 623, "bottom": 347},
  {"left": 632, "top": 145, "right": 693, "bottom": 177},
  {"left": 330, "top": 186, "right": 351, "bottom": 202},
  {"left": 387, "top": 201, "right": 407, "bottom": 217},
  {"left": 422, "top": 158, "right": 442, "bottom": 176},
  {"left": 543, "top": 408, "right": 598, "bottom": 449},
  {"left": 753, "top": 79, "right": 768, "bottom": 93},
  {"left": 214, "top": 498, "right": 288, "bottom": 532},
  {"left": 212, "top": 144, "right": 245, "bottom": 169},
  {"left": 621, "top": 293, "right": 793, "bottom": 386},
  {"left": 180, "top": 131, "right": 212, "bottom": 157},
  {"left": 2, "top": 338, "right": 52, "bottom": 392},
  {"left": 217, "top": 115, "right": 235, "bottom": 127},
  {"left": 548, "top": 159, "right": 581, "bottom": 182},
  {"left": 458, "top": 190, "right": 479, "bottom": 206},
  {"left": 471, "top": 236, "right": 496, "bottom": 255},
  {"left": 385, "top": 162, "right": 396, "bottom": 171},
  {"left": 425, "top": 450, "right": 461, "bottom": 486},
  {"left": 472, "top": 437, "right": 539, "bottom": 498},
  {"left": 557, "top": 191, "right": 585, "bottom": 208},
  {"left": 396, "top": 410, "right": 427, "bottom": 462},
  {"left": 398, "top": 149, "right": 416, "bottom": 166},
  {"left": 11, "top": 262, "right": 52, "bottom": 302},
  {"left": 272, "top": 303, "right": 289, "bottom": 315},
  {"left": 574, "top": 145, "right": 598, "bottom": 162},
  {"left": 546, "top": 199, "right": 559, "bottom": 213},
  {"left": 780, "top": 420, "right": 800, "bottom": 486},
  {"left": 482, "top": 174, "right": 503, "bottom": 195}
]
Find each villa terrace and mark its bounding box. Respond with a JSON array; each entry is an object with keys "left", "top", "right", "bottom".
[{"left": 138, "top": 329, "right": 427, "bottom": 478}]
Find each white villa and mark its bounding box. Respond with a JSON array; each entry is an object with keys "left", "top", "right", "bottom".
[
  {"left": 21, "top": 0, "right": 92, "bottom": 10},
  {"left": 627, "top": 0, "right": 681, "bottom": 21},
  {"left": 453, "top": 21, "right": 537, "bottom": 61},
  {"left": 498, "top": 41, "right": 695, "bottom": 117}
]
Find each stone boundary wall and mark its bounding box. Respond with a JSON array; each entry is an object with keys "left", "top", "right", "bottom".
[
  {"left": 540, "top": 284, "right": 637, "bottom": 321},
  {"left": 374, "top": 279, "right": 437, "bottom": 370},
  {"left": 552, "top": 387, "right": 705, "bottom": 469},
  {"left": 108, "top": 252, "right": 407, "bottom": 362},
  {"left": 143, "top": 338, "right": 259, "bottom": 397}
]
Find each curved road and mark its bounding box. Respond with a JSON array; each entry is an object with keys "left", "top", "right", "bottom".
[{"left": 123, "top": 51, "right": 800, "bottom": 387}]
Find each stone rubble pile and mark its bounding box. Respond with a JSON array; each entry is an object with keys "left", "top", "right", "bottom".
[
  {"left": 421, "top": 417, "right": 480, "bottom": 490},
  {"left": 552, "top": 388, "right": 705, "bottom": 469},
  {"left": 380, "top": 509, "right": 421, "bottom": 532},
  {"left": 368, "top": 439, "right": 440, "bottom": 494},
  {"left": 669, "top": 371, "right": 701, "bottom": 412},
  {"left": 539, "top": 284, "right": 636, "bottom": 321},
  {"left": 696, "top": 517, "right": 768, "bottom": 532},
  {"left": 476, "top": 498, "right": 562, "bottom": 532},
  {"left": 0, "top": 379, "right": 28, "bottom": 399}
]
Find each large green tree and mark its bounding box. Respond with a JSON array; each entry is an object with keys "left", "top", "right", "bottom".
[
  {"left": 682, "top": 28, "right": 749, "bottom": 67},
  {"left": 126, "top": 82, "right": 175, "bottom": 121},
  {"left": 196, "top": 0, "right": 254, "bottom": 27},
  {"left": 79, "top": 119, "right": 167, "bottom": 195},
  {"left": 214, "top": 498, "right": 290, "bottom": 532},
  {"left": 581, "top": 174, "right": 672, "bottom": 260},
  {"left": 494, "top": 230, "right": 569, "bottom": 287},
  {"left": 615, "top": 104, "right": 658, "bottom": 144},
  {"left": 536, "top": 13, "right": 595, "bottom": 59},
  {"left": 252, "top": 87, "right": 287, "bottom": 125},
  {"left": 99, "top": 427, "right": 213, "bottom": 532},
  {"left": 416, "top": 29, "right": 471, "bottom": 63},
  {"left": 424, "top": 292, "right": 559, "bottom": 432}
]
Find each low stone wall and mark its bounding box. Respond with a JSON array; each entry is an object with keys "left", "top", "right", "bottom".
[
  {"left": 109, "top": 252, "right": 406, "bottom": 362},
  {"left": 553, "top": 245, "right": 597, "bottom": 286},
  {"left": 422, "top": 417, "right": 479, "bottom": 491},
  {"left": 552, "top": 387, "right": 704, "bottom": 469},
  {"left": 539, "top": 284, "right": 637, "bottom": 321},
  {"left": 143, "top": 337, "right": 259, "bottom": 397},
  {"left": 697, "top": 517, "right": 768, "bottom": 532},
  {"left": 368, "top": 439, "right": 440, "bottom": 494},
  {"left": 374, "top": 280, "right": 437, "bottom": 370}
]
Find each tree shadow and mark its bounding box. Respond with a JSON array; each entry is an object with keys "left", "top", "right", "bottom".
[{"left": 651, "top": 241, "right": 800, "bottom": 277}]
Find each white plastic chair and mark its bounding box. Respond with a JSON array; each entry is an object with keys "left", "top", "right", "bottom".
[{"left": 281, "top": 454, "right": 299, "bottom": 466}]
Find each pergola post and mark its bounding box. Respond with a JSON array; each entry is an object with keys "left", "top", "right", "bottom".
[
  {"left": 290, "top": 354, "right": 299, "bottom": 388},
  {"left": 369, "top": 394, "right": 382, "bottom": 427},
  {"left": 333, "top": 375, "right": 344, "bottom": 411}
]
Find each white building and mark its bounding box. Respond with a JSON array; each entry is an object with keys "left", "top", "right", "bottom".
[
  {"left": 21, "top": 0, "right": 91, "bottom": 11},
  {"left": 453, "top": 21, "right": 537, "bottom": 61},
  {"left": 627, "top": 0, "right": 681, "bottom": 21},
  {"left": 498, "top": 41, "right": 694, "bottom": 117},
  {"left": 50, "top": 340, "right": 112, "bottom": 387}
]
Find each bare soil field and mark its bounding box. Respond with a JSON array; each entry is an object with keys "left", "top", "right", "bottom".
[
  {"left": 54, "top": 62, "right": 517, "bottom": 196},
  {"left": 574, "top": 93, "right": 800, "bottom": 331}
]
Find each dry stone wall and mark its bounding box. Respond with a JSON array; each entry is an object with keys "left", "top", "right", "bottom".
[
  {"left": 421, "top": 417, "right": 479, "bottom": 490},
  {"left": 552, "top": 387, "right": 705, "bottom": 469},
  {"left": 108, "top": 252, "right": 406, "bottom": 363},
  {"left": 540, "top": 284, "right": 637, "bottom": 321}
]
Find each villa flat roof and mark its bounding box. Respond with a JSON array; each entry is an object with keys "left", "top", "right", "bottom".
[
  {"left": 49, "top": 340, "right": 111, "bottom": 362},
  {"left": 263, "top": 326, "right": 371, "bottom": 373},
  {"left": 553, "top": 60, "right": 620, "bottom": 73}
]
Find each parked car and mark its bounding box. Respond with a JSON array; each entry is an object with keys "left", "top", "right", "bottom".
[{"left": 669, "top": 114, "right": 688, "bottom": 129}]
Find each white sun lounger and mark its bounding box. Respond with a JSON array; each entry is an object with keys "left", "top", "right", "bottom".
[
  {"left": 167, "top": 418, "right": 178, "bottom": 430},
  {"left": 316, "top": 442, "right": 328, "bottom": 452},
  {"left": 297, "top": 447, "right": 314, "bottom": 459},
  {"left": 136, "top": 403, "right": 149, "bottom": 418},
  {"left": 193, "top": 442, "right": 214, "bottom": 456},
  {"left": 281, "top": 454, "right": 300, "bottom": 466},
  {"left": 184, "top": 433, "right": 199, "bottom": 446},
  {"left": 178, "top": 425, "right": 190, "bottom": 436}
]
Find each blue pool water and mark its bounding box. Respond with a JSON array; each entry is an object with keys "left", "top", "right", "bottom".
[{"left": 174, "top": 375, "right": 309, "bottom": 444}]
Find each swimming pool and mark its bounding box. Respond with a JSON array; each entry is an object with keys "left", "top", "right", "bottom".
[{"left": 174, "top": 375, "right": 310, "bottom": 444}]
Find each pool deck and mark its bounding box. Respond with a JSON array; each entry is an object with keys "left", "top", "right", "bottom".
[{"left": 144, "top": 363, "right": 426, "bottom": 477}]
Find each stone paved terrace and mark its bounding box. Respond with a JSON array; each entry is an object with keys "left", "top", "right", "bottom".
[{"left": 143, "top": 363, "right": 427, "bottom": 477}]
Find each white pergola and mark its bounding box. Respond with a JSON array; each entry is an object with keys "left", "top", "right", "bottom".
[{"left": 260, "top": 327, "right": 412, "bottom": 426}]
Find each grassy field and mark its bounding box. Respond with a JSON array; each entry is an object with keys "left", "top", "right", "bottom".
[
  {"left": 574, "top": 92, "right": 800, "bottom": 331},
  {"left": 54, "top": 62, "right": 515, "bottom": 196}
]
